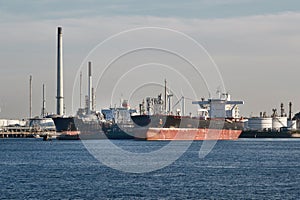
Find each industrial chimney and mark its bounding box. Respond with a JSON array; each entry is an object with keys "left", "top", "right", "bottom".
[
  {"left": 88, "top": 61, "right": 92, "bottom": 114},
  {"left": 289, "top": 102, "right": 292, "bottom": 120},
  {"left": 56, "top": 27, "right": 64, "bottom": 116},
  {"left": 280, "top": 103, "right": 286, "bottom": 117}
]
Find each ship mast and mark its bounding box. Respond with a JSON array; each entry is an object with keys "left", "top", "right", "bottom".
[
  {"left": 80, "top": 71, "right": 82, "bottom": 108},
  {"left": 181, "top": 96, "right": 185, "bottom": 116},
  {"left": 87, "top": 61, "right": 92, "bottom": 114},
  {"left": 41, "top": 84, "right": 46, "bottom": 117},
  {"left": 164, "top": 79, "right": 167, "bottom": 114},
  {"left": 29, "top": 75, "right": 32, "bottom": 118}
]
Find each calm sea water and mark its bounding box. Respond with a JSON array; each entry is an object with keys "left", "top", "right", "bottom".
[{"left": 0, "top": 138, "right": 299, "bottom": 199}]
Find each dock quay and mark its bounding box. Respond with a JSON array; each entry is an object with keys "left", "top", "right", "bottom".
[{"left": 0, "top": 126, "right": 57, "bottom": 139}]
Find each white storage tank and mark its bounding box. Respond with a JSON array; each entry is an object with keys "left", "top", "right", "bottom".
[
  {"left": 272, "top": 117, "right": 287, "bottom": 131},
  {"left": 287, "top": 120, "right": 297, "bottom": 130},
  {"left": 247, "top": 117, "right": 272, "bottom": 131}
]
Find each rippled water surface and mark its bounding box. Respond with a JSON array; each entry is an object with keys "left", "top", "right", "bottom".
[{"left": 0, "top": 138, "right": 299, "bottom": 199}]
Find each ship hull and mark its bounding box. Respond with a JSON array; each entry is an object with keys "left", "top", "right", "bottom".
[
  {"left": 52, "top": 116, "right": 132, "bottom": 140},
  {"left": 56, "top": 131, "right": 80, "bottom": 140},
  {"left": 240, "top": 130, "right": 300, "bottom": 138},
  {"left": 102, "top": 123, "right": 134, "bottom": 139},
  {"left": 131, "top": 115, "right": 244, "bottom": 141},
  {"left": 134, "top": 128, "right": 242, "bottom": 140},
  {"left": 52, "top": 117, "right": 77, "bottom": 132}
]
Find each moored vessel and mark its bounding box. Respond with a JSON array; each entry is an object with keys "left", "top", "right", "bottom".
[
  {"left": 101, "top": 102, "right": 137, "bottom": 139},
  {"left": 131, "top": 90, "right": 245, "bottom": 141}
]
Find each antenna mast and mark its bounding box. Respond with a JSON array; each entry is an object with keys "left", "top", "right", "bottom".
[
  {"left": 80, "top": 71, "right": 82, "bottom": 108},
  {"left": 164, "top": 79, "right": 167, "bottom": 113},
  {"left": 29, "top": 75, "right": 32, "bottom": 118},
  {"left": 41, "top": 84, "right": 46, "bottom": 117}
]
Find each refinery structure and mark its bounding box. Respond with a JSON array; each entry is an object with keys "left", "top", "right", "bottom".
[
  {"left": 245, "top": 102, "right": 297, "bottom": 132},
  {"left": 1, "top": 26, "right": 300, "bottom": 139}
]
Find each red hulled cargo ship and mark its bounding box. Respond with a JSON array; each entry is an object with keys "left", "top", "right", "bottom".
[
  {"left": 130, "top": 90, "right": 245, "bottom": 141},
  {"left": 131, "top": 115, "right": 244, "bottom": 141},
  {"left": 138, "top": 128, "right": 242, "bottom": 140}
]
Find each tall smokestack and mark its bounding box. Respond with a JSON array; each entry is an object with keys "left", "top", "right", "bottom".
[
  {"left": 56, "top": 27, "right": 64, "bottom": 115},
  {"left": 289, "top": 102, "right": 292, "bottom": 120},
  {"left": 280, "top": 103, "right": 285, "bottom": 117},
  {"left": 88, "top": 61, "right": 92, "bottom": 114}
]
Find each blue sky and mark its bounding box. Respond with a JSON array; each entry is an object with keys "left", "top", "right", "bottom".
[{"left": 0, "top": 0, "right": 300, "bottom": 118}]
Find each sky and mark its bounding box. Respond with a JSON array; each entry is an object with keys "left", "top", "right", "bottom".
[{"left": 0, "top": 0, "right": 300, "bottom": 119}]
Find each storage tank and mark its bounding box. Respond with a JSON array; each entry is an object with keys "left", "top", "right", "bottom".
[
  {"left": 272, "top": 117, "right": 287, "bottom": 131},
  {"left": 287, "top": 120, "right": 297, "bottom": 130},
  {"left": 247, "top": 117, "right": 272, "bottom": 131}
]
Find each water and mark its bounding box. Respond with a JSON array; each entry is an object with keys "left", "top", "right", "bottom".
[{"left": 0, "top": 138, "right": 300, "bottom": 199}]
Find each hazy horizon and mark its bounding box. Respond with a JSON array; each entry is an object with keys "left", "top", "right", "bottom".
[{"left": 1, "top": 0, "right": 300, "bottom": 119}]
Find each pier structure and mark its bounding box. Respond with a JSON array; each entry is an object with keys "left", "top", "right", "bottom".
[
  {"left": 0, "top": 126, "right": 30, "bottom": 138},
  {"left": 0, "top": 128, "right": 57, "bottom": 138},
  {"left": 0, "top": 126, "right": 56, "bottom": 138},
  {"left": 0, "top": 118, "right": 57, "bottom": 139}
]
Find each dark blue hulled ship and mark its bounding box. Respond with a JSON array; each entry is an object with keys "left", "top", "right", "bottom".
[
  {"left": 50, "top": 115, "right": 80, "bottom": 140},
  {"left": 51, "top": 101, "right": 137, "bottom": 140},
  {"left": 101, "top": 100, "right": 137, "bottom": 139}
]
